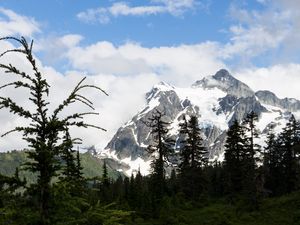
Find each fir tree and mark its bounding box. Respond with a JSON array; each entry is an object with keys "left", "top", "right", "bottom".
[
  {"left": 100, "top": 161, "right": 111, "bottom": 203},
  {"left": 264, "top": 128, "right": 284, "bottom": 195},
  {"left": 76, "top": 149, "right": 84, "bottom": 180},
  {"left": 180, "top": 115, "right": 207, "bottom": 169},
  {"left": 207, "top": 162, "right": 225, "bottom": 198},
  {"left": 278, "top": 115, "right": 300, "bottom": 193},
  {"left": 242, "top": 111, "right": 261, "bottom": 162},
  {"left": 178, "top": 115, "right": 208, "bottom": 199},
  {"left": 102, "top": 161, "right": 110, "bottom": 187},
  {"left": 0, "top": 36, "right": 107, "bottom": 225},
  {"left": 144, "top": 109, "right": 174, "bottom": 211},
  {"left": 178, "top": 115, "right": 190, "bottom": 172},
  {"left": 60, "top": 129, "right": 77, "bottom": 183},
  {"left": 224, "top": 120, "right": 247, "bottom": 197},
  {"left": 242, "top": 111, "right": 261, "bottom": 204}
]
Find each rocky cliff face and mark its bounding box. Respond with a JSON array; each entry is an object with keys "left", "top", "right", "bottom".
[
  {"left": 99, "top": 69, "right": 300, "bottom": 176},
  {"left": 255, "top": 90, "right": 300, "bottom": 111},
  {"left": 193, "top": 69, "right": 255, "bottom": 98}
]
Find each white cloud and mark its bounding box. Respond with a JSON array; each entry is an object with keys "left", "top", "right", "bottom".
[
  {"left": 66, "top": 40, "right": 225, "bottom": 86},
  {"left": 109, "top": 2, "right": 165, "bottom": 16},
  {"left": 224, "top": 0, "right": 300, "bottom": 65},
  {"left": 223, "top": 3, "right": 291, "bottom": 61},
  {"left": 77, "top": 8, "right": 110, "bottom": 24},
  {"left": 152, "top": 0, "right": 196, "bottom": 15},
  {"left": 35, "top": 34, "right": 84, "bottom": 65},
  {"left": 235, "top": 63, "right": 300, "bottom": 99},
  {"left": 0, "top": 8, "right": 40, "bottom": 36},
  {"left": 77, "top": 0, "right": 198, "bottom": 24}
]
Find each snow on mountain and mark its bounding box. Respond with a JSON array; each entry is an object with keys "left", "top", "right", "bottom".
[{"left": 99, "top": 69, "right": 300, "bottom": 176}]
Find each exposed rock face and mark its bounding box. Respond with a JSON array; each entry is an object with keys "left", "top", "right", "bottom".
[
  {"left": 105, "top": 86, "right": 184, "bottom": 163},
  {"left": 192, "top": 69, "right": 255, "bottom": 98},
  {"left": 229, "top": 96, "right": 267, "bottom": 125},
  {"left": 255, "top": 90, "right": 300, "bottom": 111},
  {"left": 100, "top": 69, "right": 300, "bottom": 176}
]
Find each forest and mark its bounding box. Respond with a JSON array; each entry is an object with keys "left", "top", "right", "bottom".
[{"left": 0, "top": 37, "right": 300, "bottom": 225}]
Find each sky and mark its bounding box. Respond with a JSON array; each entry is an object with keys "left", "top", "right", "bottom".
[{"left": 0, "top": 0, "right": 300, "bottom": 151}]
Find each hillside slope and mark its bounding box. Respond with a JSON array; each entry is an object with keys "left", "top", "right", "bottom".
[{"left": 0, "top": 150, "right": 120, "bottom": 182}]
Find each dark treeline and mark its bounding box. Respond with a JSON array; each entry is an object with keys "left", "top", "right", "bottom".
[
  {"left": 86, "top": 111, "right": 300, "bottom": 221},
  {"left": 1, "top": 37, "right": 300, "bottom": 225}
]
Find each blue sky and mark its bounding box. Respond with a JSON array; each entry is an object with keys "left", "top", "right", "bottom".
[
  {"left": 0, "top": 0, "right": 297, "bottom": 71},
  {"left": 0, "top": 0, "right": 264, "bottom": 47},
  {"left": 0, "top": 0, "right": 300, "bottom": 150}
]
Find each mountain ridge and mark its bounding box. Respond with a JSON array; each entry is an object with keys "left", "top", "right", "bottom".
[{"left": 99, "top": 69, "right": 300, "bottom": 176}]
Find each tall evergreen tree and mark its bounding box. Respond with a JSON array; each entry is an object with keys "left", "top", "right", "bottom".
[
  {"left": 242, "top": 111, "right": 261, "bottom": 203},
  {"left": 264, "top": 128, "right": 284, "bottom": 195},
  {"left": 180, "top": 115, "right": 207, "bottom": 169},
  {"left": 224, "top": 120, "right": 248, "bottom": 197},
  {"left": 178, "top": 115, "right": 190, "bottom": 172},
  {"left": 102, "top": 161, "right": 110, "bottom": 187},
  {"left": 0, "top": 37, "right": 107, "bottom": 225},
  {"left": 242, "top": 111, "right": 261, "bottom": 162},
  {"left": 178, "top": 115, "right": 208, "bottom": 199},
  {"left": 278, "top": 115, "right": 300, "bottom": 193},
  {"left": 60, "top": 130, "right": 77, "bottom": 183},
  {"left": 76, "top": 149, "right": 84, "bottom": 180},
  {"left": 144, "top": 109, "right": 174, "bottom": 209},
  {"left": 134, "top": 169, "right": 145, "bottom": 209}
]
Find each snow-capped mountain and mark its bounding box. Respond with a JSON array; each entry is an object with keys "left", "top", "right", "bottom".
[{"left": 99, "top": 69, "right": 300, "bottom": 176}]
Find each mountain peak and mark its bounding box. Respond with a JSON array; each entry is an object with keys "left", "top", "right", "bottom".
[
  {"left": 145, "top": 81, "right": 175, "bottom": 102},
  {"left": 213, "top": 69, "right": 236, "bottom": 82},
  {"left": 155, "top": 81, "right": 174, "bottom": 90},
  {"left": 192, "top": 69, "right": 254, "bottom": 98}
]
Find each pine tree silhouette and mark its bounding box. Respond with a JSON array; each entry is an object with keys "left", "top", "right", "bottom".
[{"left": 0, "top": 36, "right": 107, "bottom": 225}]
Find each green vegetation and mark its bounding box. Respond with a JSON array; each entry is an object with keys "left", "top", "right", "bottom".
[
  {"left": 128, "top": 192, "right": 300, "bottom": 225},
  {"left": 0, "top": 150, "right": 119, "bottom": 182}
]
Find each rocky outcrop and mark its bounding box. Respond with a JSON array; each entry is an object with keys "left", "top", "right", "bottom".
[
  {"left": 256, "top": 90, "right": 300, "bottom": 111},
  {"left": 193, "top": 69, "right": 255, "bottom": 98}
]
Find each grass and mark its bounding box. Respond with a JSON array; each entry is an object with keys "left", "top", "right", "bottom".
[{"left": 130, "top": 192, "right": 300, "bottom": 225}]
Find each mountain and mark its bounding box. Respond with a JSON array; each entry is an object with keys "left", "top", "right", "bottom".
[
  {"left": 99, "top": 69, "right": 300, "bottom": 176},
  {"left": 0, "top": 150, "right": 121, "bottom": 182}
]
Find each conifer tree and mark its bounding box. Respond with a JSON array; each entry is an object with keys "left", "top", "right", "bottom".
[
  {"left": 168, "top": 168, "right": 178, "bottom": 196},
  {"left": 0, "top": 37, "right": 107, "bottom": 225},
  {"left": 178, "top": 115, "right": 190, "bottom": 172},
  {"left": 99, "top": 161, "right": 111, "bottom": 202},
  {"left": 180, "top": 115, "right": 207, "bottom": 168},
  {"left": 76, "top": 149, "right": 84, "bottom": 180},
  {"left": 123, "top": 176, "right": 130, "bottom": 201},
  {"left": 278, "top": 115, "right": 300, "bottom": 193},
  {"left": 134, "top": 169, "right": 144, "bottom": 209},
  {"left": 207, "top": 161, "right": 225, "bottom": 198},
  {"left": 264, "top": 128, "right": 284, "bottom": 195},
  {"left": 242, "top": 111, "right": 261, "bottom": 162},
  {"left": 178, "top": 115, "right": 208, "bottom": 199},
  {"left": 242, "top": 111, "right": 261, "bottom": 203},
  {"left": 144, "top": 109, "right": 174, "bottom": 207},
  {"left": 60, "top": 130, "right": 77, "bottom": 183},
  {"left": 102, "top": 161, "right": 110, "bottom": 187},
  {"left": 224, "top": 120, "right": 247, "bottom": 196},
  {"left": 128, "top": 173, "right": 137, "bottom": 208}
]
